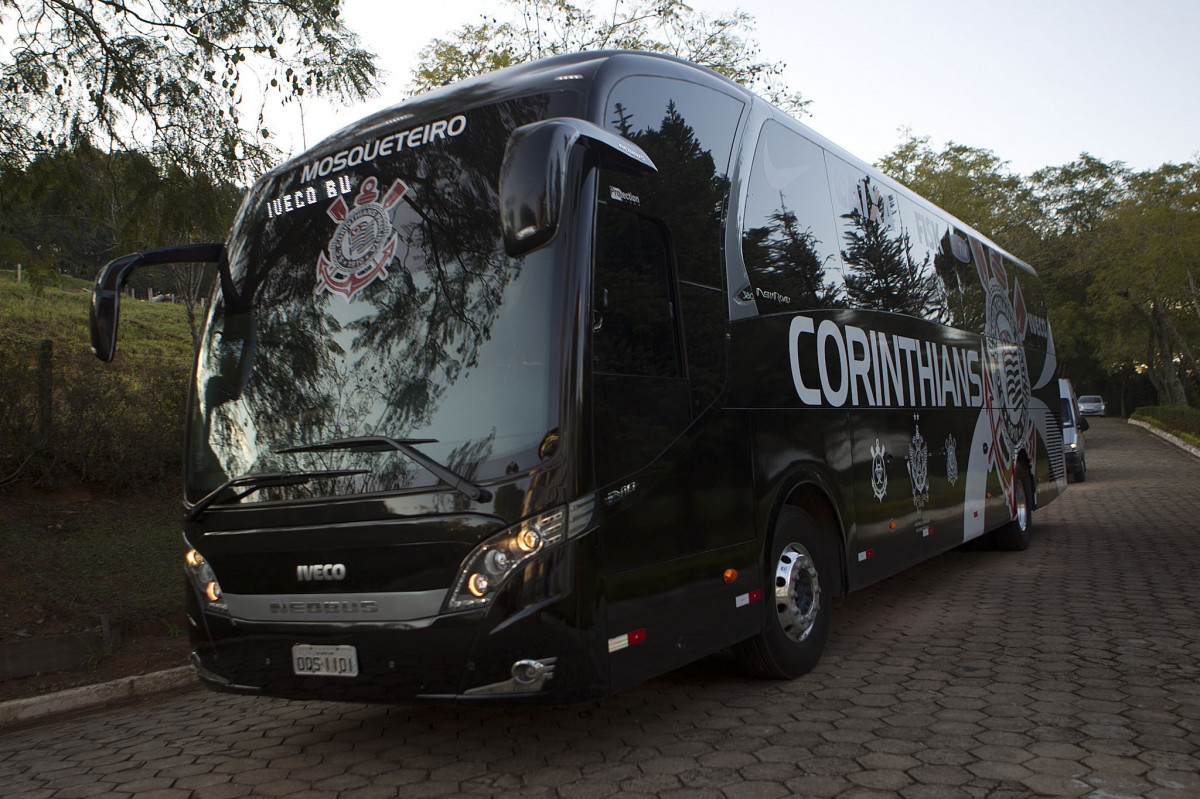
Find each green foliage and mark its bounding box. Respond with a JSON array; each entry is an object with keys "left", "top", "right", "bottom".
[
  {"left": 0, "top": 140, "right": 240, "bottom": 281},
  {"left": 1132, "top": 406, "right": 1200, "bottom": 448},
  {"left": 410, "top": 0, "right": 808, "bottom": 116},
  {"left": 0, "top": 270, "right": 194, "bottom": 489},
  {"left": 0, "top": 141, "right": 237, "bottom": 347},
  {"left": 1, "top": 0, "right": 378, "bottom": 181},
  {"left": 876, "top": 132, "right": 1041, "bottom": 258},
  {"left": 877, "top": 135, "right": 1200, "bottom": 410},
  {"left": 1071, "top": 162, "right": 1200, "bottom": 406}
]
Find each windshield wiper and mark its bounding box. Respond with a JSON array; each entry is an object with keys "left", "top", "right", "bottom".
[
  {"left": 275, "top": 436, "right": 493, "bottom": 503},
  {"left": 187, "top": 468, "right": 370, "bottom": 522}
]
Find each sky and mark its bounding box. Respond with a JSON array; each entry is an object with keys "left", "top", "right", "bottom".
[{"left": 281, "top": 0, "right": 1199, "bottom": 177}]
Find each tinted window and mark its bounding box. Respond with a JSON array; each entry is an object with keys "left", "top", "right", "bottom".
[
  {"left": 592, "top": 206, "right": 679, "bottom": 378},
  {"left": 592, "top": 201, "right": 691, "bottom": 484},
  {"left": 188, "top": 94, "right": 571, "bottom": 500},
  {"left": 741, "top": 121, "right": 844, "bottom": 313},
  {"left": 606, "top": 76, "right": 743, "bottom": 287},
  {"left": 827, "top": 156, "right": 943, "bottom": 321}
]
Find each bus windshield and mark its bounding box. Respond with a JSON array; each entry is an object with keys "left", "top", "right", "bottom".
[{"left": 186, "top": 94, "right": 571, "bottom": 503}]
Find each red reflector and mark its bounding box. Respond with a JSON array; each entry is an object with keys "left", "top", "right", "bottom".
[{"left": 608, "top": 628, "right": 647, "bottom": 653}]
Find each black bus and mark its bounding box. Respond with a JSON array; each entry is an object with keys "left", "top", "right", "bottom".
[{"left": 89, "top": 51, "right": 1067, "bottom": 704}]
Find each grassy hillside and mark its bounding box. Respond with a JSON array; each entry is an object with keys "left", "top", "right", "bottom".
[
  {"left": 1, "top": 271, "right": 197, "bottom": 636},
  {"left": 0, "top": 269, "right": 197, "bottom": 489}
]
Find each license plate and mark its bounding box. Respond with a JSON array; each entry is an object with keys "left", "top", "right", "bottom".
[{"left": 292, "top": 644, "right": 359, "bottom": 678}]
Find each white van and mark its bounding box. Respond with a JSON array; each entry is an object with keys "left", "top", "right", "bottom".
[{"left": 1059, "top": 379, "right": 1089, "bottom": 482}]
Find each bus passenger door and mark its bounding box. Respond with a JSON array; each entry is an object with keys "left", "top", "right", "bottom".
[{"left": 590, "top": 198, "right": 757, "bottom": 692}]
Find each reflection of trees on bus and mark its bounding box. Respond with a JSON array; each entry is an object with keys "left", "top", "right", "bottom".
[
  {"left": 197, "top": 97, "right": 558, "bottom": 494},
  {"left": 743, "top": 207, "right": 844, "bottom": 310},
  {"left": 611, "top": 100, "right": 727, "bottom": 287},
  {"left": 606, "top": 99, "right": 729, "bottom": 404},
  {"left": 932, "top": 230, "right": 987, "bottom": 332},
  {"left": 590, "top": 97, "right": 732, "bottom": 480},
  {"left": 841, "top": 179, "right": 940, "bottom": 319}
]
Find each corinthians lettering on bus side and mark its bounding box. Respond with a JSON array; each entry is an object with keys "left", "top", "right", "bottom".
[
  {"left": 789, "top": 315, "right": 985, "bottom": 409},
  {"left": 300, "top": 114, "right": 468, "bottom": 184}
]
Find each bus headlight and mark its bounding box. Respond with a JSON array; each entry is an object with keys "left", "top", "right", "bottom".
[
  {"left": 446, "top": 508, "right": 565, "bottom": 611},
  {"left": 185, "top": 548, "right": 229, "bottom": 615}
]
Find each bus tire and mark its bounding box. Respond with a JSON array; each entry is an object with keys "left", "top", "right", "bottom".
[
  {"left": 733, "top": 506, "right": 833, "bottom": 680},
  {"left": 1074, "top": 456, "right": 1087, "bottom": 483},
  {"left": 992, "top": 466, "right": 1034, "bottom": 551}
]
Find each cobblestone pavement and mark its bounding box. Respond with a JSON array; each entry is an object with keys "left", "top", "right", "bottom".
[{"left": 2, "top": 418, "right": 1198, "bottom": 798}]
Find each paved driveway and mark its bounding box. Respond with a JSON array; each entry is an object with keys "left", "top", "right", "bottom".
[{"left": 2, "top": 418, "right": 1198, "bottom": 798}]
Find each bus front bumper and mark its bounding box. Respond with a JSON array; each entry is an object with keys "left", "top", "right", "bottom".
[{"left": 186, "top": 545, "right": 606, "bottom": 704}]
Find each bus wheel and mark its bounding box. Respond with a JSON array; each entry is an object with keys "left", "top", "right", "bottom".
[
  {"left": 993, "top": 466, "right": 1034, "bottom": 551},
  {"left": 733, "top": 506, "right": 833, "bottom": 679}
]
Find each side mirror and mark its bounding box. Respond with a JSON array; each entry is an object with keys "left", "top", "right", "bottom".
[
  {"left": 89, "top": 243, "right": 224, "bottom": 362},
  {"left": 1079, "top": 416, "right": 1090, "bottom": 432},
  {"left": 499, "top": 117, "right": 656, "bottom": 257}
]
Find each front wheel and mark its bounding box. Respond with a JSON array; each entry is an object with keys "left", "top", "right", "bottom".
[{"left": 733, "top": 506, "right": 835, "bottom": 679}]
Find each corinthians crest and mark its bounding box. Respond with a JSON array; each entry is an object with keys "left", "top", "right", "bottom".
[
  {"left": 944, "top": 433, "right": 959, "bottom": 487},
  {"left": 907, "top": 415, "right": 929, "bottom": 515},
  {"left": 971, "top": 236, "right": 1035, "bottom": 517},
  {"left": 315, "top": 177, "right": 408, "bottom": 299},
  {"left": 870, "top": 439, "right": 888, "bottom": 502}
]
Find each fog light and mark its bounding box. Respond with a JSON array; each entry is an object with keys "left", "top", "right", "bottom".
[
  {"left": 512, "top": 659, "right": 547, "bottom": 685},
  {"left": 205, "top": 581, "right": 222, "bottom": 602}
]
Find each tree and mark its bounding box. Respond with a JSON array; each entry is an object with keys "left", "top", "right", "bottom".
[
  {"left": 877, "top": 137, "right": 1110, "bottom": 392},
  {"left": 410, "top": 0, "right": 808, "bottom": 116},
  {"left": 1077, "top": 162, "right": 1200, "bottom": 405},
  {"left": 0, "top": 0, "right": 377, "bottom": 182},
  {"left": 877, "top": 132, "right": 1041, "bottom": 259},
  {"left": 0, "top": 140, "right": 241, "bottom": 346},
  {"left": 1029, "top": 153, "right": 1130, "bottom": 238}
]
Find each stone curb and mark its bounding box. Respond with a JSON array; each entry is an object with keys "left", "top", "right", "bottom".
[
  {"left": 0, "top": 666, "right": 199, "bottom": 731},
  {"left": 1127, "top": 417, "right": 1200, "bottom": 460}
]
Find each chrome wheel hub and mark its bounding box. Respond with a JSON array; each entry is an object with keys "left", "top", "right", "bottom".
[
  {"left": 775, "top": 542, "right": 820, "bottom": 642},
  {"left": 1015, "top": 475, "right": 1029, "bottom": 531}
]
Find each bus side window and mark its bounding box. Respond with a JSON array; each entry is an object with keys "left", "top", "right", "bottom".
[
  {"left": 829, "top": 156, "right": 945, "bottom": 322},
  {"left": 604, "top": 76, "right": 743, "bottom": 413},
  {"left": 592, "top": 202, "right": 691, "bottom": 485},
  {"left": 740, "top": 121, "right": 845, "bottom": 313}
]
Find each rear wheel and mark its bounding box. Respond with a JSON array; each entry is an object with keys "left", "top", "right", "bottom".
[
  {"left": 992, "top": 465, "right": 1034, "bottom": 551},
  {"left": 733, "top": 506, "right": 835, "bottom": 679}
]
